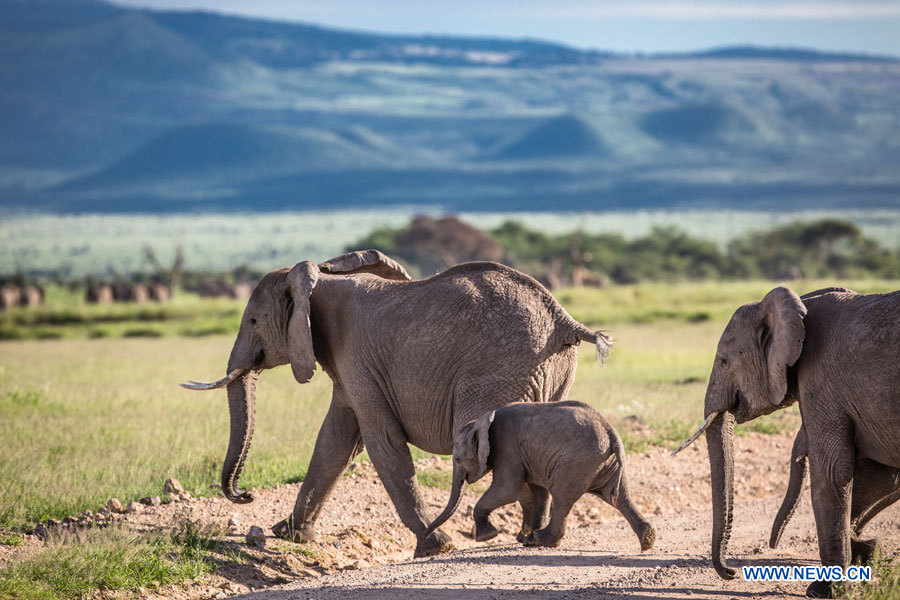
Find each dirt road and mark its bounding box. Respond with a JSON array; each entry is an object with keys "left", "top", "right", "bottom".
[
  {"left": 242, "top": 439, "right": 900, "bottom": 600},
  {"left": 28, "top": 431, "right": 896, "bottom": 600}
]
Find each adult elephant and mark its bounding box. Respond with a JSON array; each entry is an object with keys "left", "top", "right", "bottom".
[
  {"left": 0, "top": 284, "right": 20, "bottom": 310},
  {"left": 183, "top": 250, "right": 611, "bottom": 557},
  {"left": 674, "top": 286, "right": 900, "bottom": 598},
  {"left": 769, "top": 427, "right": 900, "bottom": 566}
]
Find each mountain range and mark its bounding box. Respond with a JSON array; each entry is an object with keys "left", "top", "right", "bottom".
[{"left": 2, "top": 0, "right": 899, "bottom": 213}]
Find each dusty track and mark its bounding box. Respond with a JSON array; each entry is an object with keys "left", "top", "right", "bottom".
[{"left": 15, "top": 431, "right": 897, "bottom": 599}]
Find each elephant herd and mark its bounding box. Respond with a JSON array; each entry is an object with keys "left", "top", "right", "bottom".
[
  {"left": 183, "top": 250, "right": 899, "bottom": 598},
  {"left": 0, "top": 284, "right": 44, "bottom": 311},
  {"left": 85, "top": 282, "right": 170, "bottom": 304}
]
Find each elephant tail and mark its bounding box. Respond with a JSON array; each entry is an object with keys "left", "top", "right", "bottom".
[
  {"left": 569, "top": 322, "right": 612, "bottom": 366},
  {"left": 608, "top": 428, "right": 627, "bottom": 507}
]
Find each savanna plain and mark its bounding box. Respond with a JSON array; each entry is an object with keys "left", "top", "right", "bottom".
[{"left": 1, "top": 280, "right": 898, "bottom": 599}]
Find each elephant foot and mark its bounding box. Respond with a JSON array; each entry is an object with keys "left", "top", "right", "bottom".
[
  {"left": 474, "top": 522, "right": 499, "bottom": 542},
  {"left": 639, "top": 523, "right": 656, "bottom": 552},
  {"left": 524, "top": 527, "right": 561, "bottom": 548},
  {"left": 851, "top": 537, "right": 877, "bottom": 565},
  {"left": 414, "top": 529, "right": 454, "bottom": 558},
  {"left": 272, "top": 516, "right": 316, "bottom": 543},
  {"left": 806, "top": 580, "right": 833, "bottom": 599},
  {"left": 515, "top": 526, "right": 532, "bottom": 544}
]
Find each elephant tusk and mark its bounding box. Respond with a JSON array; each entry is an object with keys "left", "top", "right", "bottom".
[
  {"left": 180, "top": 368, "right": 245, "bottom": 391},
  {"left": 671, "top": 411, "right": 720, "bottom": 456}
]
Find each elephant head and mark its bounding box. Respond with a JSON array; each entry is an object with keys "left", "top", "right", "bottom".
[
  {"left": 181, "top": 250, "right": 410, "bottom": 504},
  {"left": 673, "top": 286, "right": 807, "bottom": 579},
  {"left": 424, "top": 410, "right": 495, "bottom": 537}
]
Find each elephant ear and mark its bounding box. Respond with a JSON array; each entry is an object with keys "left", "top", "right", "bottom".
[
  {"left": 758, "top": 287, "right": 807, "bottom": 407},
  {"left": 318, "top": 249, "right": 411, "bottom": 281},
  {"left": 285, "top": 261, "right": 320, "bottom": 384}
]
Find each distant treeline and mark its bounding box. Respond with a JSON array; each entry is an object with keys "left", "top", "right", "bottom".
[{"left": 351, "top": 216, "right": 900, "bottom": 286}]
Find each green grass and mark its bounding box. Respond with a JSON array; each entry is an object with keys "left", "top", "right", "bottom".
[
  {"left": 0, "top": 520, "right": 225, "bottom": 600},
  {"left": 0, "top": 336, "right": 331, "bottom": 528},
  {"left": 0, "top": 531, "right": 23, "bottom": 546},
  {"left": 416, "top": 469, "right": 454, "bottom": 491},
  {"left": 838, "top": 553, "right": 900, "bottom": 600},
  {"left": 0, "top": 287, "right": 244, "bottom": 341}
]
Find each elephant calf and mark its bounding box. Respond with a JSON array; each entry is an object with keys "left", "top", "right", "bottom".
[{"left": 426, "top": 401, "right": 656, "bottom": 551}]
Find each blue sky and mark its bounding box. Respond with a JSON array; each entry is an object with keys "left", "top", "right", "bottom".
[{"left": 110, "top": 0, "right": 900, "bottom": 56}]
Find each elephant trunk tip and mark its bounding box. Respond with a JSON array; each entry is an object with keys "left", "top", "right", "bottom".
[
  {"left": 224, "top": 489, "right": 254, "bottom": 504},
  {"left": 714, "top": 563, "right": 737, "bottom": 581}
]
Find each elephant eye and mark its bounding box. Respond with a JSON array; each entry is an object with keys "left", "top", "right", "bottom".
[
  {"left": 720, "top": 357, "right": 728, "bottom": 368},
  {"left": 250, "top": 317, "right": 257, "bottom": 325}
]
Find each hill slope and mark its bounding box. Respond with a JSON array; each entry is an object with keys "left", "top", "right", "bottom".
[{"left": 1, "top": 0, "right": 898, "bottom": 212}]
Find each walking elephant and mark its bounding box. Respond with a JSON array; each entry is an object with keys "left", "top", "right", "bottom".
[
  {"left": 674, "top": 286, "right": 900, "bottom": 597},
  {"left": 769, "top": 427, "right": 900, "bottom": 566},
  {"left": 425, "top": 401, "right": 655, "bottom": 551},
  {"left": 182, "top": 250, "right": 611, "bottom": 557}
]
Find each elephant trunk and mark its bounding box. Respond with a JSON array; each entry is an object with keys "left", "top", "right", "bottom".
[
  {"left": 770, "top": 432, "right": 808, "bottom": 548},
  {"left": 222, "top": 370, "right": 259, "bottom": 503},
  {"left": 707, "top": 410, "right": 737, "bottom": 580},
  {"left": 424, "top": 461, "right": 465, "bottom": 538}
]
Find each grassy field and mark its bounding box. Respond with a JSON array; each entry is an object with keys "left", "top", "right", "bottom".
[
  {"left": 2, "top": 210, "right": 899, "bottom": 279},
  {"left": 3, "top": 278, "right": 897, "bottom": 528},
  {"left": 1, "top": 278, "right": 898, "bottom": 598}
]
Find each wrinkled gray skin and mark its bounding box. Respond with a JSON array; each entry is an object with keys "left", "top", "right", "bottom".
[
  {"left": 770, "top": 428, "right": 900, "bottom": 566},
  {"left": 700, "top": 286, "right": 900, "bottom": 598},
  {"left": 213, "top": 250, "right": 609, "bottom": 558},
  {"left": 425, "top": 401, "right": 655, "bottom": 551}
]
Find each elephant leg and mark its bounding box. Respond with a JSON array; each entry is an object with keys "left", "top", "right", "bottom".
[
  {"left": 592, "top": 477, "right": 655, "bottom": 552},
  {"left": 525, "top": 490, "right": 577, "bottom": 548},
  {"left": 357, "top": 414, "right": 453, "bottom": 558},
  {"left": 273, "top": 401, "right": 362, "bottom": 542},
  {"left": 473, "top": 476, "right": 522, "bottom": 542},
  {"left": 529, "top": 484, "right": 551, "bottom": 535},
  {"left": 849, "top": 459, "right": 900, "bottom": 565},
  {"left": 515, "top": 484, "right": 551, "bottom": 543},
  {"left": 515, "top": 485, "right": 533, "bottom": 543},
  {"left": 806, "top": 424, "right": 854, "bottom": 599}
]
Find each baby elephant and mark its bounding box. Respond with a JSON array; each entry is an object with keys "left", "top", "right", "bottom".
[{"left": 425, "top": 401, "right": 655, "bottom": 551}]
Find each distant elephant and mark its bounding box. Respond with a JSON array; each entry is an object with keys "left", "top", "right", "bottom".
[
  {"left": 425, "top": 401, "right": 655, "bottom": 551},
  {"left": 19, "top": 285, "right": 44, "bottom": 307},
  {"left": 674, "top": 286, "right": 900, "bottom": 598},
  {"left": 230, "top": 282, "right": 254, "bottom": 300},
  {"left": 0, "top": 285, "right": 20, "bottom": 310},
  {"left": 148, "top": 283, "right": 170, "bottom": 302},
  {"left": 113, "top": 283, "right": 149, "bottom": 303},
  {"left": 182, "top": 250, "right": 611, "bottom": 557},
  {"left": 86, "top": 284, "right": 114, "bottom": 304},
  {"left": 770, "top": 428, "right": 900, "bottom": 566},
  {"left": 196, "top": 279, "right": 232, "bottom": 298}
]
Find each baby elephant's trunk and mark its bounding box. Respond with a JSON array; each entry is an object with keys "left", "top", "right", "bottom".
[{"left": 424, "top": 462, "right": 465, "bottom": 538}]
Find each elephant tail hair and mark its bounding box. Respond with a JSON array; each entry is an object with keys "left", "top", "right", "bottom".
[
  {"left": 566, "top": 319, "right": 613, "bottom": 366},
  {"left": 593, "top": 331, "right": 613, "bottom": 366}
]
